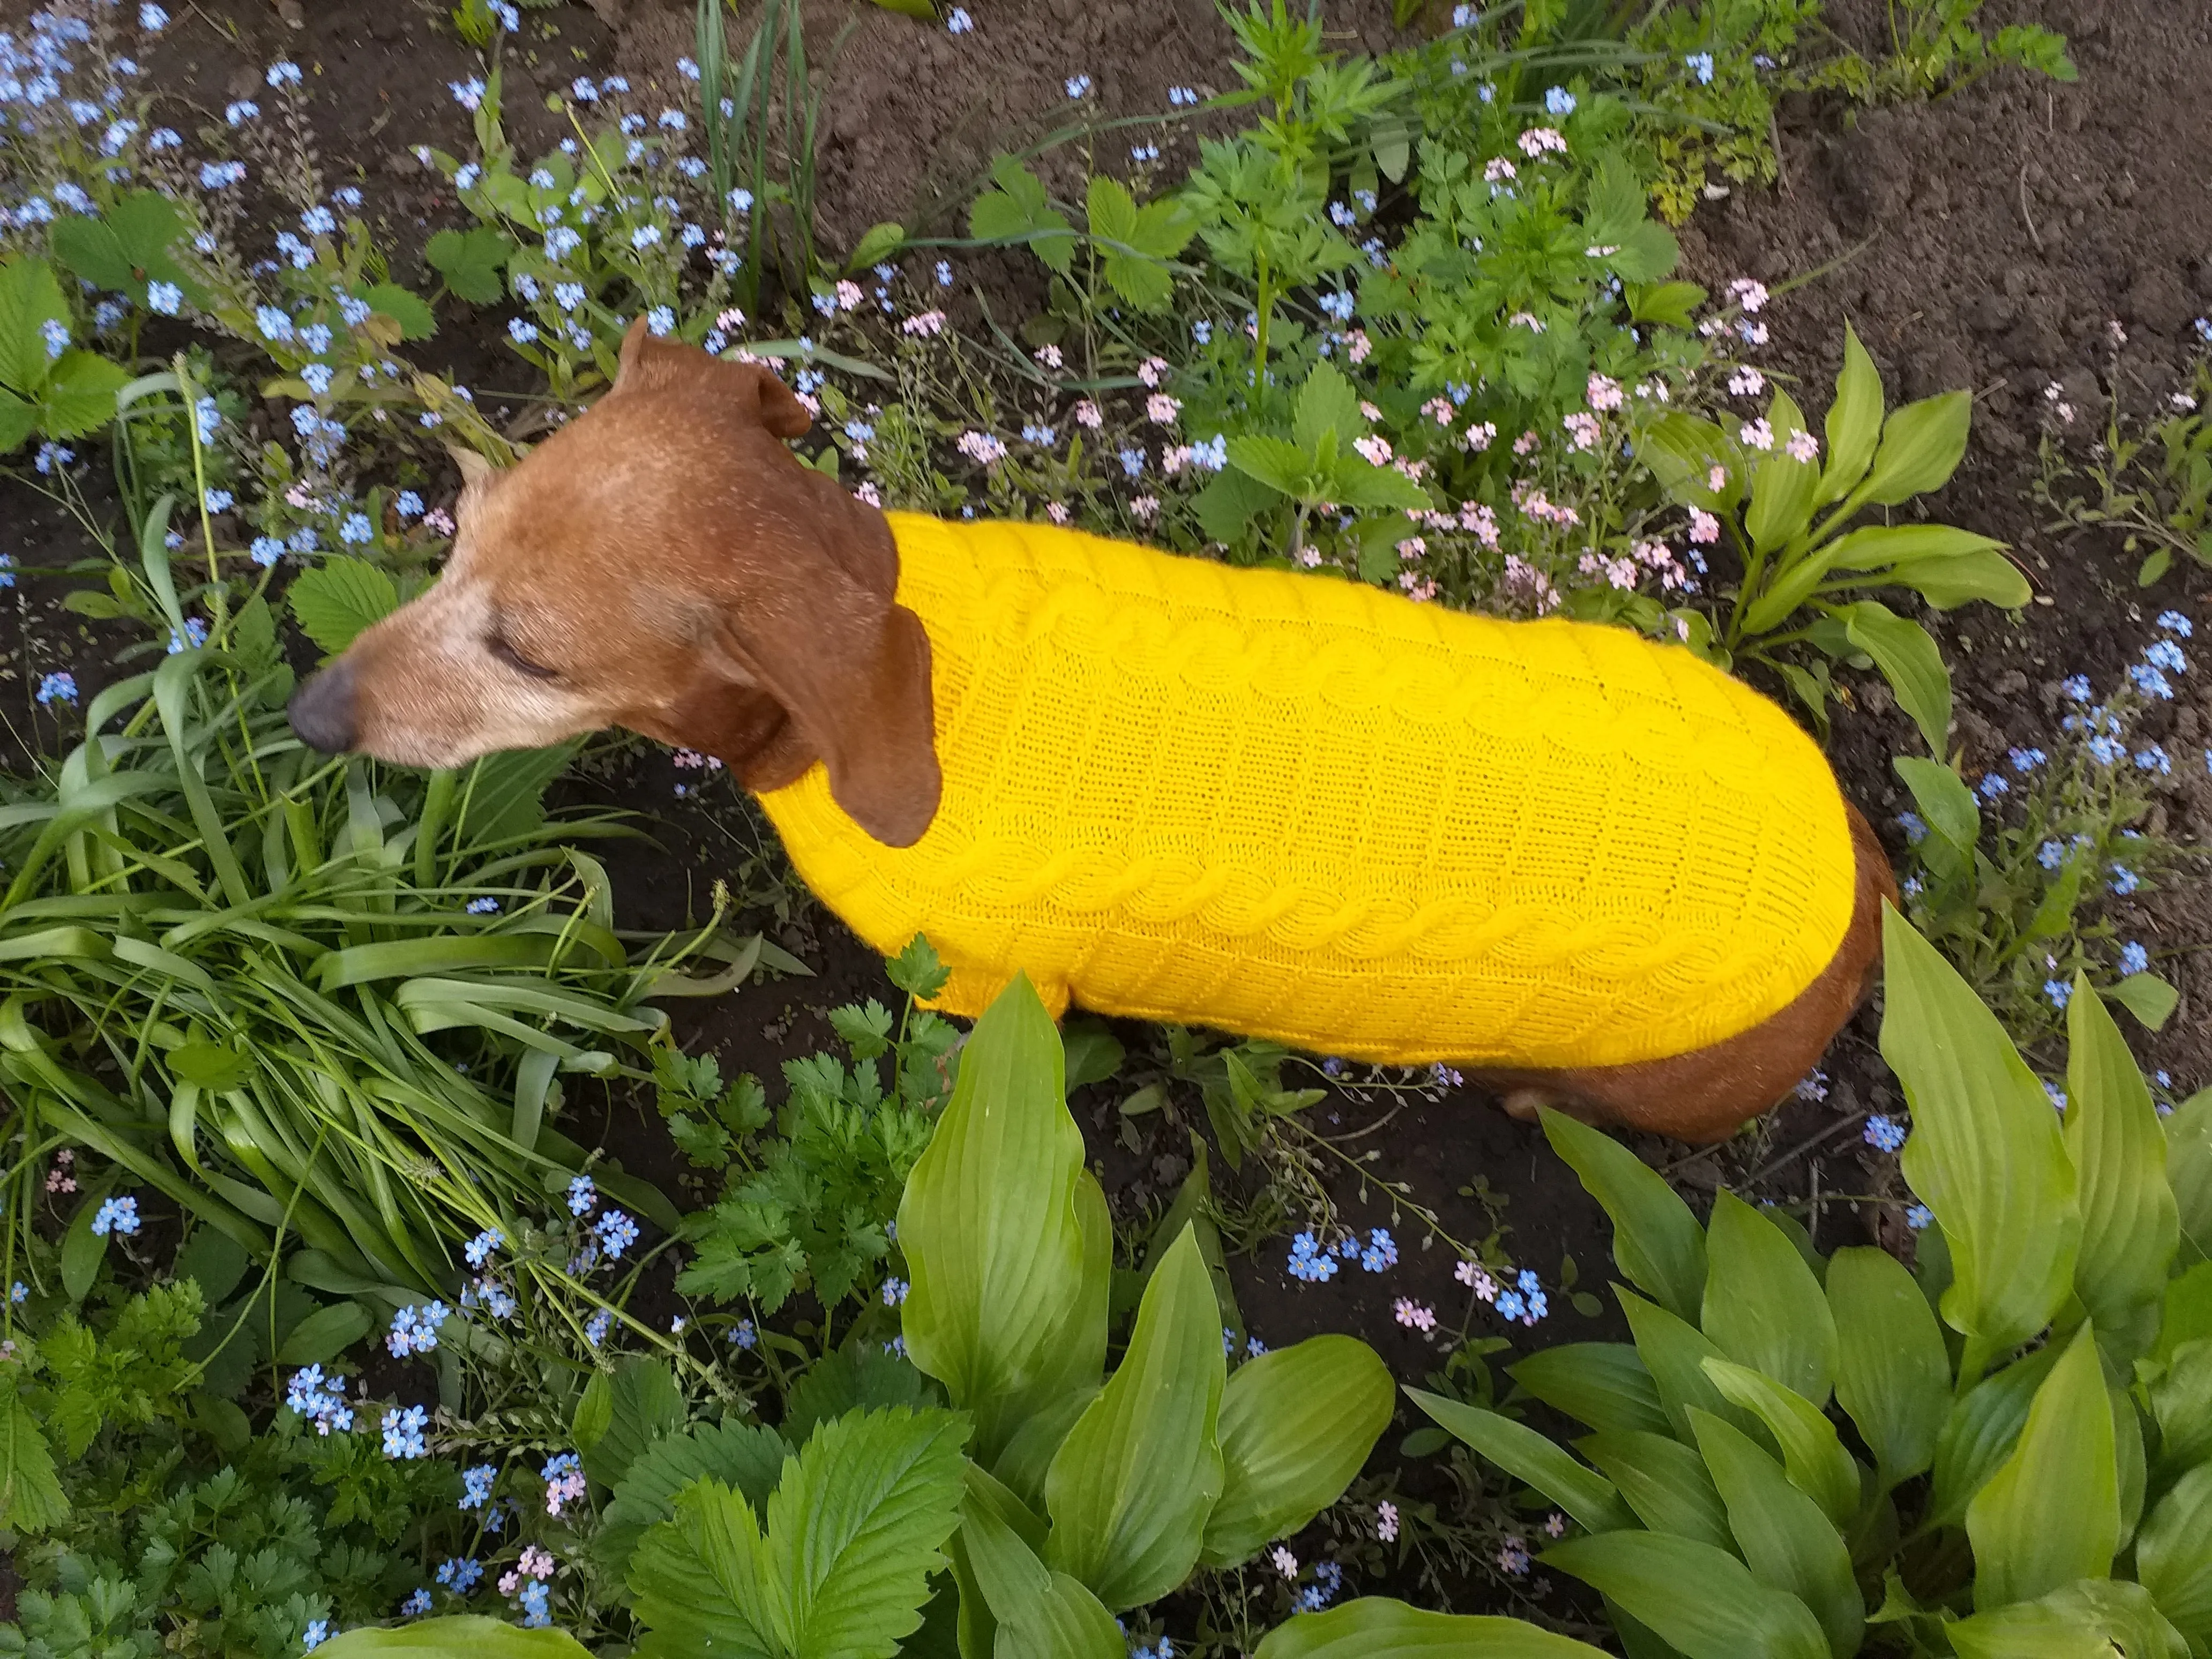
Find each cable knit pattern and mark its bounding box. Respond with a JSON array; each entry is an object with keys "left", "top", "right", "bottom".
[{"left": 757, "top": 513, "right": 1857, "bottom": 1069}]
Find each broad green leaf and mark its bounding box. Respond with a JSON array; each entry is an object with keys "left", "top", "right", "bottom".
[
  {"left": 61, "top": 1194, "right": 109, "bottom": 1302},
  {"left": 1408, "top": 1390, "right": 1634, "bottom": 1535},
  {"left": 362, "top": 282, "right": 438, "bottom": 340},
  {"left": 40, "top": 349, "right": 131, "bottom": 440},
  {"left": 1576, "top": 1428, "right": 1732, "bottom": 1549},
  {"left": 1043, "top": 1227, "right": 1224, "bottom": 1610},
  {"left": 1617, "top": 1288, "right": 1763, "bottom": 1448},
  {"left": 595, "top": 1419, "right": 789, "bottom": 1582},
  {"left": 1890, "top": 756, "right": 1979, "bottom": 868},
  {"left": 1882, "top": 906, "right": 2080, "bottom": 1373},
  {"left": 0, "top": 387, "right": 34, "bottom": 452},
  {"left": 1826, "top": 1246, "right": 1949, "bottom": 1492},
  {"left": 289, "top": 556, "right": 401, "bottom": 656},
  {"left": 426, "top": 225, "right": 514, "bottom": 304},
  {"left": 314, "top": 1618, "right": 596, "bottom": 1657},
  {"left": 989, "top": 1171, "right": 1112, "bottom": 1505},
  {"left": 1085, "top": 177, "right": 1187, "bottom": 311},
  {"left": 2138, "top": 1461, "right": 2212, "bottom": 1645},
  {"left": 900, "top": 976, "right": 1089, "bottom": 1463},
  {"left": 763, "top": 1406, "right": 969, "bottom": 1657},
  {"left": 1838, "top": 603, "right": 1950, "bottom": 757},
  {"left": 45, "top": 214, "right": 131, "bottom": 293},
  {"left": 1228, "top": 434, "right": 1319, "bottom": 499},
  {"left": 1701, "top": 1359, "right": 1860, "bottom": 1528},
  {"left": 1639, "top": 413, "right": 1737, "bottom": 512},
  {"left": 2149, "top": 1339, "right": 2212, "bottom": 1475},
  {"left": 1860, "top": 391, "right": 1971, "bottom": 506},
  {"left": 1544, "top": 1531, "right": 1829, "bottom": 1659},
  {"left": 1629, "top": 280, "right": 1708, "bottom": 330},
  {"left": 1689, "top": 1410, "right": 1862, "bottom": 1659},
  {"left": 1926, "top": 1342, "right": 2062, "bottom": 1531},
  {"left": 1966, "top": 1324, "right": 2118, "bottom": 1611},
  {"left": 1254, "top": 1598, "right": 1613, "bottom": 1657},
  {"left": 1815, "top": 322, "right": 1884, "bottom": 508},
  {"left": 1541, "top": 1111, "right": 1706, "bottom": 1322},
  {"left": 1949, "top": 1579, "right": 2190, "bottom": 1659},
  {"left": 274, "top": 1301, "right": 372, "bottom": 1366},
  {"left": 2156, "top": 1263, "right": 2212, "bottom": 1364},
  {"left": 2106, "top": 972, "right": 2180, "bottom": 1032},
  {"left": 1507, "top": 1344, "right": 1670, "bottom": 1438},
  {"left": 1819, "top": 522, "right": 2009, "bottom": 574},
  {"left": 846, "top": 220, "right": 907, "bottom": 273},
  {"left": 1201, "top": 1334, "right": 1393, "bottom": 1566},
  {"left": 1903, "top": 548, "right": 2032, "bottom": 610},
  {"left": 781, "top": 1343, "right": 940, "bottom": 1445},
  {"left": 0, "top": 1388, "right": 68, "bottom": 1534},
  {"left": 574, "top": 1357, "right": 685, "bottom": 1490},
  {"left": 630, "top": 1478, "right": 778, "bottom": 1658},
  {"left": 996, "top": 1572, "right": 1125, "bottom": 1658},
  {"left": 969, "top": 158, "right": 1073, "bottom": 274},
  {"left": 2174, "top": 1089, "right": 2212, "bottom": 1265},
  {"left": 1746, "top": 391, "right": 1819, "bottom": 555},
  {"left": 0, "top": 256, "right": 69, "bottom": 394},
  {"left": 2064, "top": 972, "right": 2179, "bottom": 1356},
  {"left": 1192, "top": 464, "right": 1281, "bottom": 542},
  {"left": 1701, "top": 1192, "right": 1837, "bottom": 1404},
  {"left": 1329, "top": 458, "right": 1430, "bottom": 513},
  {"left": 1294, "top": 361, "right": 1366, "bottom": 454}
]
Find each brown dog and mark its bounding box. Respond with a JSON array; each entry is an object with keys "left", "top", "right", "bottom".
[{"left": 291, "top": 322, "right": 1891, "bottom": 1143}]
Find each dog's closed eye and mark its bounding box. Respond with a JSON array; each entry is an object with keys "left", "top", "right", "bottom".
[{"left": 488, "top": 632, "right": 561, "bottom": 681}]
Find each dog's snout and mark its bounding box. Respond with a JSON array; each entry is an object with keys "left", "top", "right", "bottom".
[{"left": 288, "top": 660, "right": 359, "bottom": 753}]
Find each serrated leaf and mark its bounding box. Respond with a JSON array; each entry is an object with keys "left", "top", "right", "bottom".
[
  {"left": 970, "top": 158, "right": 1072, "bottom": 275},
  {"left": 0, "top": 386, "right": 34, "bottom": 452},
  {"left": 596, "top": 1419, "right": 788, "bottom": 1584},
  {"left": 0, "top": 1388, "right": 68, "bottom": 1534},
  {"left": 1293, "top": 361, "right": 1365, "bottom": 454},
  {"left": 1201, "top": 1334, "right": 1393, "bottom": 1565},
  {"left": 1254, "top": 1598, "right": 1612, "bottom": 1657},
  {"left": 1883, "top": 906, "right": 2081, "bottom": 1372},
  {"left": 1541, "top": 1111, "right": 1706, "bottom": 1322},
  {"left": 362, "top": 282, "right": 438, "bottom": 341},
  {"left": 1827, "top": 1246, "right": 1949, "bottom": 1493},
  {"left": 1966, "top": 1324, "right": 2118, "bottom": 1611},
  {"left": 782, "top": 1343, "right": 939, "bottom": 1445},
  {"left": 39, "top": 349, "right": 129, "bottom": 440},
  {"left": 0, "top": 256, "right": 68, "bottom": 394},
  {"left": 1228, "top": 434, "right": 1319, "bottom": 499},
  {"left": 426, "top": 226, "right": 513, "bottom": 305},
  {"left": 630, "top": 1478, "right": 779, "bottom": 1658},
  {"left": 575, "top": 1357, "right": 686, "bottom": 1490},
  {"left": 1701, "top": 1191, "right": 1837, "bottom": 1404},
  {"left": 288, "top": 555, "right": 401, "bottom": 656},
  {"left": 1192, "top": 464, "right": 1280, "bottom": 543}
]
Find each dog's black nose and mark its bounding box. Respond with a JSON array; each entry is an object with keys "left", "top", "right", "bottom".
[{"left": 288, "top": 660, "right": 358, "bottom": 753}]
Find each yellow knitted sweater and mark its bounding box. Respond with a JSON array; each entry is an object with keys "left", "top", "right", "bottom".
[{"left": 757, "top": 514, "right": 1856, "bottom": 1069}]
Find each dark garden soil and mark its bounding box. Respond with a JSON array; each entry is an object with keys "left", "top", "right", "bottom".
[{"left": 9, "top": 0, "right": 2212, "bottom": 1625}]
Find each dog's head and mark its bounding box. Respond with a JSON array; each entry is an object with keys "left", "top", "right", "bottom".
[{"left": 287, "top": 320, "right": 940, "bottom": 846}]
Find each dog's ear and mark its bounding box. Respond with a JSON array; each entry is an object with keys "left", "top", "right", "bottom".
[
  {"left": 609, "top": 316, "right": 811, "bottom": 438},
  {"left": 703, "top": 482, "right": 941, "bottom": 848}
]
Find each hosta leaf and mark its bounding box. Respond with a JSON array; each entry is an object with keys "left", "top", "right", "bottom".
[
  {"left": 1541, "top": 1111, "right": 1706, "bottom": 1323},
  {"left": 1544, "top": 1531, "right": 1829, "bottom": 1659},
  {"left": 1507, "top": 1344, "right": 1670, "bottom": 1438},
  {"left": 2064, "top": 972, "right": 2180, "bottom": 1356},
  {"left": 1701, "top": 1191, "right": 1837, "bottom": 1404},
  {"left": 1860, "top": 390, "right": 1971, "bottom": 506},
  {"left": 1201, "top": 1334, "right": 1393, "bottom": 1566},
  {"left": 314, "top": 1618, "right": 596, "bottom": 1657},
  {"left": 1254, "top": 1598, "right": 1613, "bottom": 1657},
  {"left": 1409, "top": 1391, "right": 1634, "bottom": 1535},
  {"left": 1617, "top": 1288, "right": 1763, "bottom": 1448},
  {"left": 1688, "top": 1409, "right": 1862, "bottom": 1659},
  {"left": 1966, "top": 1324, "right": 2118, "bottom": 1611},
  {"left": 1838, "top": 602, "right": 1950, "bottom": 758},
  {"left": 1949, "top": 1578, "right": 2189, "bottom": 1659},
  {"left": 2137, "top": 1461, "right": 2212, "bottom": 1646},
  {"left": 1576, "top": 1428, "right": 1732, "bottom": 1550},
  {"left": 1816, "top": 322, "right": 1884, "bottom": 509},
  {"left": 1701, "top": 1358, "right": 1860, "bottom": 1528},
  {"left": 1826, "top": 1246, "right": 1949, "bottom": 1493}
]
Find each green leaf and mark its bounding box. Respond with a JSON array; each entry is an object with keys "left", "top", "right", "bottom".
[
  {"left": 1201, "top": 1335, "right": 1393, "bottom": 1565},
  {"left": 274, "top": 1301, "right": 372, "bottom": 1365},
  {"left": 1825, "top": 1246, "right": 1949, "bottom": 1492},
  {"left": 2155, "top": 1264, "right": 2212, "bottom": 1364},
  {"left": 900, "top": 977, "right": 1093, "bottom": 1463},
  {"left": 1701, "top": 1359, "right": 1860, "bottom": 1528},
  {"left": 362, "top": 282, "right": 439, "bottom": 341},
  {"left": 1576, "top": 1428, "right": 1733, "bottom": 1550},
  {"left": 313, "top": 1618, "right": 596, "bottom": 1658},
  {"left": 1254, "top": 1598, "right": 1613, "bottom": 1657},
  {"left": 61, "top": 1194, "right": 108, "bottom": 1302},
  {"left": 1228, "top": 434, "right": 1319, "bottom": 499},
  {"left": 1688, "top": 1409, "right": 1862, "bottom": 1659},
  {"left": 39, "top": 349, "right": 130, "bottom": 440},
  {"left": 1902, "top": 548, "right": 2032, "bottom": 610},
  {"left": 1618, "top": 1288, "right": 1763, "bottom": 1448},
  {"left": 1192, "top": 463, "right": 1282, "bottom": 543},
  {"left": 629, "top": 1478, "right": 778, "bottom": 1658},
  {"left": 2106, "top": 973, "right": 2180, "bottom": 1032},
  {"left": 2064, "top": 972, "right": 2179, "bottom": 1355},
  {"left": 1746, "top": 392, "right": 1819, "bottom": 556},
  {"left": 1860, "top": 391, "right": 1971, "bottom": 506},
  {"left": 846, "top": 220, "right": 907, "bottom": 273},
  {"left": 1507, "top": 1344, "right": 1670, "bottom": 1438},
  {"left": 1890, "top": 756, "right": 1979, "bottom": 865},
  {"left": 1881, "top": 906, "right": 2081, "bottom": 1372},
  {"left": 596, "top": 1419, "right": 789, "bottom": 1584},
  {"left": 1837, "top": 602, "right": 1951, "bottom": 757},
  {"left": 1926, "top": 1342, "right": 2061, "bottom": 1531},
  {"left": 1407, "top": 1389, "right": 1634, "bottom": 1535},
  {"left": 1541, "top": 1110, "right": 1707, "bottom": 1323},
  {"left": 1294, "top": 361, "right": 1366, "bottom": 454},
  {"left": 1816, "top": 322, "right": 1885, "bottom": 509},
  {"left": 2174, "top": 1089, "right": 2212, "bottom": 1266},
  {"left": 574, "top": 1357, "right": 686, "bottom": 1490},
  {"left": 2138, "top": 1461, "right": 2212, "bottom": 1646},
  {"left": 969, "top": 158, "right": 1074, "bottom": 275},
  {"left": 1701, "top": 1192, "right": 1837, "bottom": 1404},
  {"left": 0, "top": 1388, "right": 68, "bottom": 1535},
  {"left": 1543, "top": 1531, "right": 1830, "bottom": 1659},
  {"left": 1966, "top": 1324, "right": 2118, "bottom": 1611},
  {"left": 1330, "top": 459, "right": 1431, "bottom": 513},
  {"left": 426, "top": 226, "right": 514, "bottom": 304},
  {"left": 1629, "top": 281, "right": 1708, "bottom": 330},
  {"left": 763, "top": 1406, "right": 970, "bottom": 1657},
  {"left": 289, "top": 556, "right": 401, "bottom": 656},
  {"left": 1085, "top": 178, "right": 1189, "bottom": 312},
  {"left": 1949, "top": 1580, "right": 2189, "bottom": 1659},
  {"left": 782, "top": 1343, "right": 940, "bottom": 1445},
  {"left": 2149, "top": 1339, "right": 2212, "bottom": 1476},
  {"left": 0, "top": 256, "right": 68, "bottom": 394},
  {"left": 0, "top": 386, "right": 35, "bottom": 452},
  {"left": 1059, "top": 1020, "right": 1124, "bottom": 1092},
  {"left": 1044, "top": 1227, "right": 1224, "bottom": 1610}
]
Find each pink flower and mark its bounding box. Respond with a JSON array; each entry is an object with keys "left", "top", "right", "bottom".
[
  {"left": 1517, "top": 126, "right": 1567, "bottom": 158},
  {"left": 901, "top": 309, "right": 946, "bottom": 337},
  {"left": 1392, "top": 455, "right": 1429, "bottom": 481},
  {"left": 1393, "top": 1298, "right": 1437, "bottom": 1332},
  {"left": 1586, "top": 373, "right": 1623, "bottom": 411},
  {"left": 544, "top": 1470, "right": 587, "bottom": 1516},
  {"left": 520, "top": 1546, "right": 556, "bottom": 1580},
  {"left": 1346, "top": 329, "right": 1372, "bottom": 364},
  {"left": 1131, "top": 494, "right": 1160, "bottom": 521},
  {"left": 497, "top": 1571, "right": 521, "bottom": 1596},
  {"left": 423, "top": 508, "right": 456, "bottom": 536},
  {"left": 1544, "top": 1512, "right": 1568, "bottom": 1538},
  {"left": 1727, "top": 278, "right": 1769, "bottom": 313},
  {"left": 1706, "top": 464, "right": 1728, "bottom": 492},
  {"left": 1689, "top": 509, "right": 1721, "bottom": 544},
  {"left": 1739, "top": 417, "right": 1774, "bottom": 451},
  {"left": 1295, "top": 545, "right": 1321, "bottom": 567},
  {"left": 1455, "top": 1259, "right": 1498, "bottom": 1300},
  {"left": 1271, "top": 1546, "right": 1298, "bottom": 1578},
  {"left": 1785, "top": 428, "right": 1820, "bottom": 464},
  {"left": 1636, "top": 378, "right": 1672, "bottom": 402},
  {"left": 956, "top": 430, "right": 1007, "bottom": 465},
  {"left": 1562, "top": 412, "right": 1600, "bottom": 451},
  {"left": 834, "top": 280, "right": 864, "bottom": 310},
  {"left": 1396, "top": 536, "right": 1426, "bottom": 561},
  {"left": 794, "top": 391, "right": 820, "bottom": 418},
  {"left": 1605, "top": 556, "right": 1637, "bottom": 589},
  {"left": 1137, "top": 355, "right": 1169, "bottom": 387},
  {"left": 1073, "top": 399, "right": 1103, "bottom": 429},
  {"left": 1161, "top": 445, "right": 1192, "bottom": 475},
  {"left": 1508, "top": 311, "right": 1545, "bottom": 333},
  {"left": 1513, "top": 429, "right": 1540, "bottom": 455},
  {"left": 1398, "top": 575, "right": 1438, "bottom": 601},
  {"left": 1377, "top": 1501, "right": 1399, "bottom": 1542},
  {"left": 1484, "top": 156, "right": 1516, "bottom": 183},
  {"left": 1461, "top": 503, "right": 1500, "bottom": 548},
  {"left": 1498, "top": 1537, "right": 1530, "bottom": 1575},
  {"left": 1423, "top": 396, "right": 1456, "bottom": 425},
  {"left": 1034, "top": 342, "right": 1064, "bottom": 369},
  {"left": 1460, "top": 421, "right": 1496, "bottom": 452},
  {"left": 1354, "top": 434, "right": 1393, "bottom": 466},
  {"left": 1045, "top": 501, "right": 1070, "bottom": 525},
  {"left": 715, "top": 305, "right": 746, "bottom": 331},
  {"left": 1145, "top": 393, "right": 1181, "bottom": 424},
  {"left": 855, "top": 481, "right": 883, "bottom": 506},
  {"left": 1359, "top": 400, "right": 1385, "bottom": 422},
  {"left": 1727, "top": 366, "right": 1765, "bottom": 398}
]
